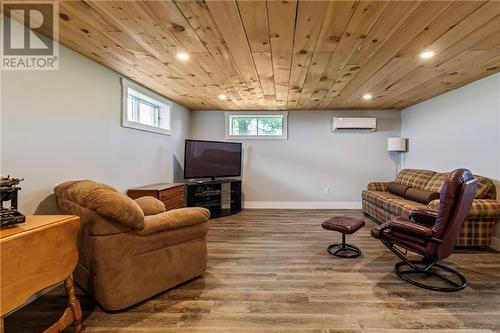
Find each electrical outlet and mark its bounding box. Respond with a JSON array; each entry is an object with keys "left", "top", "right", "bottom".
[{"left": 323, "top": 187, "right": 329, "bottom": 194}]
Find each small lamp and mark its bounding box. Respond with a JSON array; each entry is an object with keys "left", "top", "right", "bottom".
[
  {"left": 387, "top": 137, "right": 407, "bottom": 152},
  {"left": 387, "top": 138, "right": 408, "bottom": 175}
]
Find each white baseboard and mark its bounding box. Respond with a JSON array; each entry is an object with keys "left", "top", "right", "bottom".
[
  {"left": 489, "top": 235, "right": 500, "bottom": 252},
  {"left": 243, "top": 201, "right": 362, "bottom": 209}
]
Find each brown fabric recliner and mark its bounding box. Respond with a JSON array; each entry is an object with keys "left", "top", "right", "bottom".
[
  {"left": 371, "top": 169, "right": 477, "bottom": 291},
  {"left": 54, "top": 180, "right": 210, "bottom": 311}
]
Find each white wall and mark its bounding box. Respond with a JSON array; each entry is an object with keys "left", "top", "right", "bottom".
[
  {"left": 401, "top": 72, "right": 500, "bottom": 180},
  {"left": 189, "top": 110, "right": 401, "bottom": 208},
  {"left": 401, "top": 72, "right": 500, "bottom": 249},
  {"left": 1, "top": 25, "right": 190, "bottom": 214}
]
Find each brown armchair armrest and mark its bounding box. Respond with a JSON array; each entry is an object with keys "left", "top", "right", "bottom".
[
  {"left": 410, "top": 208, "right": 438, "bottom": 227},
  {"left": 136, "top": 207, "right": 210, "bottom": 235},
  {"left": 383, "top": 217, "right": 434, "bottom": 238}
]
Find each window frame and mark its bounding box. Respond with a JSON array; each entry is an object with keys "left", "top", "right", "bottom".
[
  {"left": 121, "top": 78, "right": 172, "bottom": 136},
  {"left": 224, "top": 111, "right": 288, "bottom": 140}
]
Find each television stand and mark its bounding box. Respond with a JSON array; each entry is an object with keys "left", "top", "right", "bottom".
[
  {"left": 185, "top": 179, "right": 241, "bottom": 218},
  {"left": 189, "top": 178, "right": 232, "bottom": 184}
]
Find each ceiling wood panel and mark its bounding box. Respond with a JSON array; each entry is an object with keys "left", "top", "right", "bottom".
[
  {"left": 237, "top": 0, "right": 270, "bottom": 53},
  {"left": 366, "top": 2, "right": 500, "bottom": 108},
  {"left": 205, "top": 0, "right": 265, "bottom": 107},
  {"left": 380, "top": 41, "right": 500, "bottom": 106},
  {"left": 391, "top": 53, "right": 500, "bottom": 109},
  {"left": 267, "top": 0, "right": 297, "bottom": 110},
  {"left": 287, "top": 1, "right": 328, "bottom": 109},
  {"left": 296, "top": 1, "right": 357, "bottom": 109},
  {"left": 332, "top": 1, "right": 454, "bottom": 107},
  {"left": 4, "top": 0, "right": 500, "bottom": 111},
  {"left": 306, "top": 0, "right": 389, "bottom": 108}
]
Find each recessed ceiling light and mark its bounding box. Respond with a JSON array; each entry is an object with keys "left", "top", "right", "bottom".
[
  {"left": 420, "top": 50, "right": 435, "bottom": 59},
  {"left": 176, "top": 52, "right": 189, "bottom": 61},
  {"left": 218, "top": 94, "right": 227, "bottom": 101},
  {"left": 363, "top": 93, "right": 372, "bottom": 100}
]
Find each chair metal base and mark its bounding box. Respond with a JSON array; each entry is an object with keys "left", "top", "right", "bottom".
[
  {"left": 377, "top": 224, "right": 468, "bottom": 292},
  {"left": 395, "top": 260, "right": 467, "bottom": 292},
  {"left": 327, "top": 243, "right": 361, "bottom": 258},
  {"left": 327, "top": 233, "right": 361, "bottom": 258}
]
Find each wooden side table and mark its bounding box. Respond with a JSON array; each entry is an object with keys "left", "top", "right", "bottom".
[
  {"left": 0, "top": 215, "right": 82, "bottom": 333},
  {"left": 127, "top": 183, "right": 185, "bottom": 211}
]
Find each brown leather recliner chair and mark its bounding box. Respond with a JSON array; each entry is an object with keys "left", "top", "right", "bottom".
[
  {"left": 54, "top": 180, "right": 211, "bottom": 311},
  {"left": 371, "top": 169, "right": 477, "bottom": 291}
]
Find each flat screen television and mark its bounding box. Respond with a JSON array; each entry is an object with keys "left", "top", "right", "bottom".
[{"left": 184, "top": 139, "right": 242, "bottom": 180}]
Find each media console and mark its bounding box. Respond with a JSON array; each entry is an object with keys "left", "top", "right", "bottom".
[{"left": 185, "top": 179, "right": 241, "bottom": 218}]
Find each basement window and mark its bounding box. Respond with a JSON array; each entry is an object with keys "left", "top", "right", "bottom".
[
  {"left": 225, "top": 111, "right": 288, "bottom": 140},
  {"left": 121, "top": 78, "right": 172, "bottom": 135}
]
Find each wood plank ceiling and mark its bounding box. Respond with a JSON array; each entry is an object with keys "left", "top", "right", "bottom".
[{"left": 5, "top": 1, "right": 500, "bottom": 111}]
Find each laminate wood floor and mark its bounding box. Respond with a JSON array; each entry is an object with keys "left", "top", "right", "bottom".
[{"left": 5, "top": 209, "right": 500, "bottom": 332}]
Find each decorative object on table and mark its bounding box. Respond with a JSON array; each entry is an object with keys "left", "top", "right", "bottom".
[
  {"left": 0, "top": 175, "right": 24, "bottom": 187},
  {"left": 0, "top": 215, "right": 82, "bottom": 332},
  {"left": 0, "top": 175, "right": 23, "bottom": 208},
  {"left": 0, "top": 208, "right": 25, "bottom": 228},
  {"left": 0, "top": 176, "right": 25, "bottom": 228},
  {"left": 387, "top": 137, "right": 408, "bottom": 175},
  {"left": 371, "top": 169, "right": 477, "bottom": 292},
  {"left": 321, "top": 216, "right": 365, "bottom": 258}
]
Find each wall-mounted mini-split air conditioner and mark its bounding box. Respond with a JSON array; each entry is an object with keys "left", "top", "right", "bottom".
[{"left": 332, "top": 117, "right": 377, "bottom": 132}]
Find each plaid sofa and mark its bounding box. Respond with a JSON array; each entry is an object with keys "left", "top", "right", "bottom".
[{"left": 362, "top": 169, "right": 500, "bottom": 247}]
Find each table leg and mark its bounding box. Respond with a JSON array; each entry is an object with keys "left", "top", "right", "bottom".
[
  {"left": 44, "top": 276, "right": 82, "bottom": 333},
  {"left": 65, "top": 277, "right": 83, "bottom": 332}
]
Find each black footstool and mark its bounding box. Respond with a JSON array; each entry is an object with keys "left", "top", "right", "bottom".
[{"left": 321, "top": 216, "right": 365, "bottom": 258}]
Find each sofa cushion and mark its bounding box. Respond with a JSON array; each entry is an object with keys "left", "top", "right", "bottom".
[
  {"left": 387, "top": 182, "right": 410, "bottom": 197},
  {"left": 395, "top": 169, "right": 435, "bottom": 190},
  {"left": 384, "top": 197, "right": 426, "bottom": 217},
  {"left": 363, "top": 190, "right": 425, "bottom": 217},
  {"left": 55, "top": 180, "right": 117, "bottom": 205},
  {"left": 367, "top": 182, "right": 389, "bottom": 192},
  {"left": 57, "top": 198, "right": 132, "bottom": 237},
  {"left": 84, "top": 189, "right": 145, "bottom": 230},
  {"left": 424, "top": 173, "right": 496, "bottom": 199},
  {"left": 55, "top": 180, "right": 144, "bottom": 230},
  {"left": 405, "top": 188, "right": 440, "bottom": 204},
  {"left": 134, "top": 196, "right": 166, "bottom": 216},
  {"left": 362, "top": 190, "right": 401, "bottom": 208},
  {"left": 423, "top": 173, "right": 448, "bottom": 193}
]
